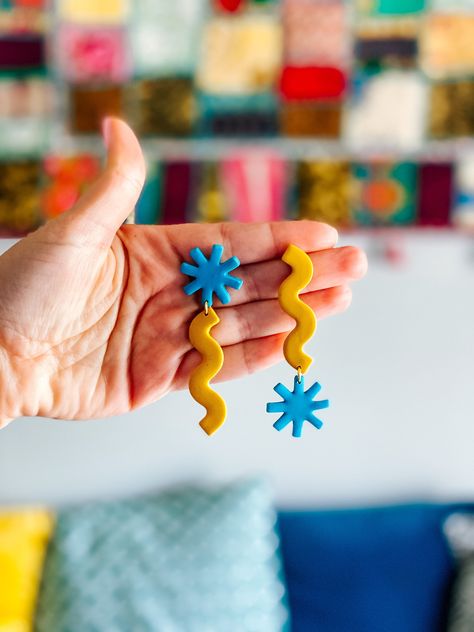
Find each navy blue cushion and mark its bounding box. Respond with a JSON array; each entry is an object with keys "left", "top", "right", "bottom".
[{"left": 278, "top": 504, "right": 473, "bottom": 632}]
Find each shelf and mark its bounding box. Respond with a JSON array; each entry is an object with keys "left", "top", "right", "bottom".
[{"left": 47, "top": 134, "right": 474, "bottom": 162}]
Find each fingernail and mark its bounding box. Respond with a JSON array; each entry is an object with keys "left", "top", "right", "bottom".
[
  {"left": 102, "top": 117, "right": 111, "bottom": 148},
  {"left": 328, "top": 224, "right": 339, "bottom": 245}
]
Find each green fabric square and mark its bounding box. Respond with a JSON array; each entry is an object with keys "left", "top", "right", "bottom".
[
  {"left": 360, "top": 0, "right": 425, "bottom": 14},
  {"left": 378, "top": 0, "right": 425, "bottom": 13},
  {"left": 352, "top": 162, "right": 418, "bottom": 226},
  {"left": 35, "top": 480, "right": 288, "bottom": 632}
]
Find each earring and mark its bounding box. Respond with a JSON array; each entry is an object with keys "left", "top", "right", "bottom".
[
  {"left": 181, "top": 244, "right": 243, "bottom": 435},
  {"left": 266, "top": 244, "right": 329, "bottom": 437}
]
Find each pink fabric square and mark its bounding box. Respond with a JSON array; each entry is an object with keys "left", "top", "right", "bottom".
[
  {"left": 221, "top": 151, "right": 286, "bottom": 222},
  {"left": 283, "top": 0, "right": 349, "bottom": 66},
  {"left": 57, "top": 25, "right": 130, "bottom": 82}
]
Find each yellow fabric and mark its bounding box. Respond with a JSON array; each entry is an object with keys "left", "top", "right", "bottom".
[
  {"left": 422, "top": 14, "right": 474, "bottom": 77},
  {"left": 0, "top": 510, "right": 54, "bottom": 632},
  {"left": 198, "top": 17, "right": 282, "bottom": 95},
  {"left": 58, "top": 0, "right": 128, "bottom": 23}
]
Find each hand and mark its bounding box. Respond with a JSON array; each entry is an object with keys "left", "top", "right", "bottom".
[{"left": 0, "top": 119, "right": 367, "bottom": 427}]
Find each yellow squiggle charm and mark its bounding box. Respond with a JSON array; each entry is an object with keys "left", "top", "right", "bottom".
[
  {"left": 188, "top": 307, "right": 226, "bottom": 436},
  {"left": 279, "top": 244, "right": 316, "bottom": 374}
]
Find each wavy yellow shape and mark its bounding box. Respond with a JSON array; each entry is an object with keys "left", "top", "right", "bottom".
[
  {"left": 279, "top": 244, "right": 316, "bottom": 374},
  {"left": 189, "top": 307, "right": 226, "bottom": 436}
]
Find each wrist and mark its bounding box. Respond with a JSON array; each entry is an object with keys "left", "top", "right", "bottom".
[
  {"left": 0, "top": 347, "right": 17, "bottom": 428},
  {"left": 0, "top": 347, "right": 49, "bottom": 428}
]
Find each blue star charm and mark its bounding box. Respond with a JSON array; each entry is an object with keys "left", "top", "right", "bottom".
[
  {"left": 181, "top": 244, "right": 243, "bottom": 307},
  {"left": 266, "top": 375, "right": 329, "bottom": 438}
]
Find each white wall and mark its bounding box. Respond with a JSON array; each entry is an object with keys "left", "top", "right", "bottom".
[{"left": 1, "top": 231, "right": 474, "bottom": 508}]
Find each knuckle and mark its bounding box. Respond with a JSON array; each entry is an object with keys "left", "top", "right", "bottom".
[
  {"left": 108, "top": 165, "right": 144, "bottom": 197},
  {"left": 219, "top": 223, "right": 234, "bottom": 259},
  {"left": 311, "top": 220, "right": 339, "bottom": 243}
]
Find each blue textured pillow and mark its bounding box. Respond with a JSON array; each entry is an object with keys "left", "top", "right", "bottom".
[
  {"left": 35, "top": 480, "right": 288, "bottom": 632},
  {"left": 278, "top": 504, "right": 463, "bottom": 632}
]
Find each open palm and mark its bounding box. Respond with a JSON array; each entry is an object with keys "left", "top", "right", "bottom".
[{"left": 0, "top": 119, "right": 367, "bottom": 427}]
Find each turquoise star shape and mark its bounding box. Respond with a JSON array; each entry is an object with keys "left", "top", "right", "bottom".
[
  {"left": 181, "top": 244, "right": 243, "bottom": 307},
  {"left": 266, "top": 375, "right": 329, "bottom": 438}
]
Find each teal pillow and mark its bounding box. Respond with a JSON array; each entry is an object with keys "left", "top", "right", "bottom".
[{"left": 35, "top": 480, "right": 288, "bottom": 632}]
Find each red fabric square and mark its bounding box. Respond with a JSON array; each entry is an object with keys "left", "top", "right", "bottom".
[
  {"left": 417, "top": 163, "right": 453, "bottom": 226},
  {"left": 214, "top": 0, "right": 246, "bottom": 12},
  {"left": 15, "top": 0, "right": 46, "bottom": 6},
  {"left": 279, "top": 66, "right": 346, "bottom": 101}
]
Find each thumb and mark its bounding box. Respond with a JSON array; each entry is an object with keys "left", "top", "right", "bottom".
[{"left": 56, "top": 117, "right": 146, "bottom": 247}]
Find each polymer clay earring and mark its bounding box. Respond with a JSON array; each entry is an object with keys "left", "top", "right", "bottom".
[
  {"left": 266, "top": 244, "right": 329, "bottom": 437},
  {"left": 181, "top": 244, "right": 243, "bottom": 436}
]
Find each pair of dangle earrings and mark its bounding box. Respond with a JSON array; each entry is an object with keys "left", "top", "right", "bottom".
[{"left": 181, "top": 243, "right": 329, "bottom": 437}]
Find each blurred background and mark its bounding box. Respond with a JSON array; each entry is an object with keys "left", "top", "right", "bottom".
[
  {"left": 1, "top": 0, "right": 473, "bottom": 506},
  {"left": 2, "top": 1, "right": 474, "bottom": 631},
  {"left": 2, "top": 0, "right": 474, "bottom": 232}
]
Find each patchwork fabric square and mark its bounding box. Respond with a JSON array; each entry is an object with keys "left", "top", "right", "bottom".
[
  {"left": 0, "top": 77, "right": 51, "bottom": 117},
  {"left": 69, "top": 84, "right": 123, "bottom": 134},
  {"left": 131, "top": 0, "right": 206, "bottom": 76},
  {"left": 421, "top": 14, "right": 474, "bottom": 79},
  {"left": 0, "top": 34, "right": 45, "bottom": 70},
  {"left": 58, "top": 0, "right": 129, "bottom": 24},
  {"left": 194, "top": 162, "right": 229, "bottom": 223},
  {"left": 128, "top": 78, "right": 197, "bottom": 137},
  {"left": 0, "top": 118, "right": 49, "bottom": 155},
  {"left": 357, "top": 0, "right": 425, "bottom": 15},
  {"left": 221, "top": 151, "right": 286, "bottom": 222},
  {"left": 279, "top": 66, "right": 346, "bottom": 101},
  {"left": 280, "top": 103, "right": 342, "bottom": 137},
  {"left": 346, "top": 69, "right": 426, "bottom": 150},
  {"left": 134, "top": 162, "right": 162, "bottom": 225},
  {"left": 42, "top": 154, "right": 100, "bottom": 219},
  {"left": 453, "top": 154, "right": 474, "bottom": 228},
  {"left": 295, "top": 161, "right": 351, "bottom": 227},
  {"left": 199, "top": 94, "right": 278, "bottom": 137},
  {"left": 355, "top": 20, "right": 418, "bottom": 66},
  {"left": 0, "top": 77, "right": 52, "bottom": 153},
  {"left": 0, "top": 2, "right": 47, "bottom": 34},
  {"left": 352, "top": 161, "right": 418, "bottom": 226},
  {"left": 431, "top": 0, "right": 474, "bottom": 10},
  {"left": 356, "top": 38, "right": 418, "bottom": 65},
  {"left": 214, "top": 0, "right": 246, "bottom": 12},
  {"left": 131, "top": 25, "right": 199, "bottom": 77},
  {"left": 160, "top": 160, "right": 195, "bottom": 224},
  {"left": 283, "top": 0, "right": 349, "bottom": 67},
  {"left": 204, "top": 110, "right": 279, "bottom": 136},
  {"left": 0, "top": 160, "right": 42, "bottom": 235},
  {"left": 429, "top": 80, "right": 474, "bottom": 138},
  {"left": 197, "top": 17, "right": 282, "bottom": 95},
  {"left": 133, "top": 0, "right": 204, "bottom": 19},
  {"left": 57, "top": 25, "right": 130, "bottom": 83},
  {"left": 0, "top": 509, "right": 54, "bottom": 632},
  {"left": 35, "top": 481, "right": 288, "bottom": 632},
  {"left": 14, "top": 0, "right": 48, "bottom": 4},
  {"left": 417, "top": 163, "right": 453, "bottom": 226}
]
